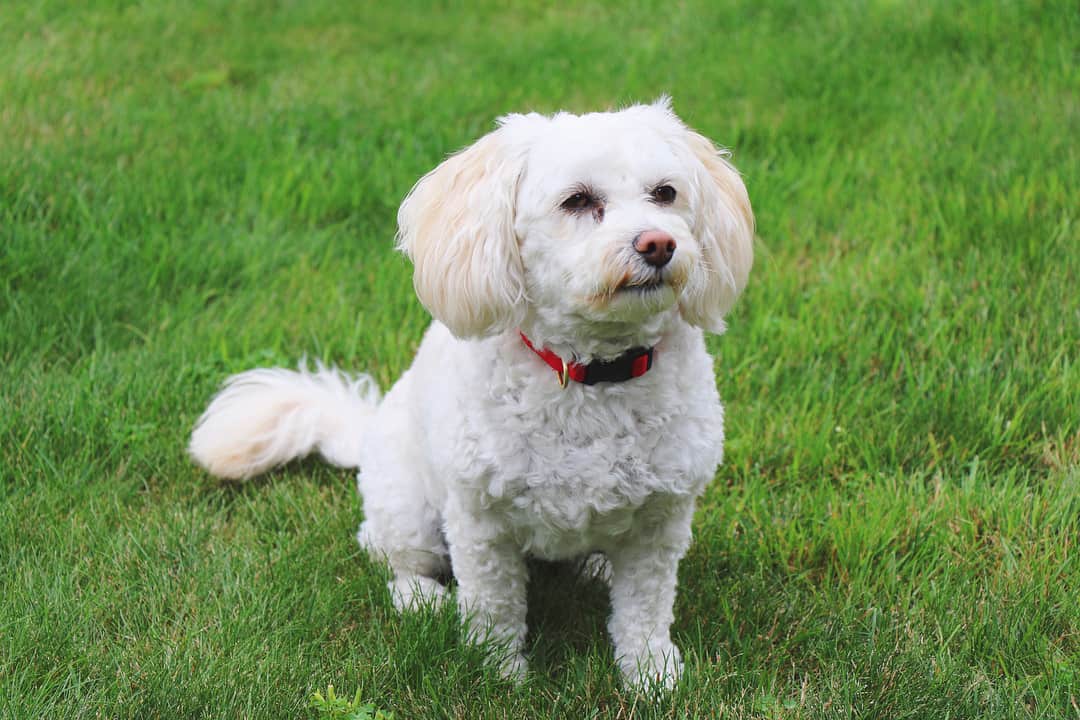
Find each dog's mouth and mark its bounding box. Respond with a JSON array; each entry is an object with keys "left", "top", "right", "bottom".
[
  {"left": 585, "top": 269, "right": 678, "bottom": 308},
  {"left": 615, "top": 271, "right": 665, "bottom": 293}
]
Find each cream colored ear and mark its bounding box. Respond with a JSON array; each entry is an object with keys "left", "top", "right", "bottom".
[
  {"left": 396, "top": 121, "right": 531, "bottom": 338},
  {"left": 679, "top": 129, "right": 755, "bottom": 333}
]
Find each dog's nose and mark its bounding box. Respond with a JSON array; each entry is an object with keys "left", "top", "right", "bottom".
[{"left": 633, "top": 230, "right": 676, "bottom": 268}]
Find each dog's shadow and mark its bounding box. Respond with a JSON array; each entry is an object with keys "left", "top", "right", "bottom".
[
  {"left": 523, "top": 558, "right": 614, "bottom": 674},
  {"left": 198, "top": 458, "right": 352, "bottom": 510}
]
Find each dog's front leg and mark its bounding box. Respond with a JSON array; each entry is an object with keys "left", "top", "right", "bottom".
[
  {"left": 606, "top": 497, "right": 695, "bottom": 690},
  {"left": 444, "top": 499, "right": 529, "bottom": 680}
]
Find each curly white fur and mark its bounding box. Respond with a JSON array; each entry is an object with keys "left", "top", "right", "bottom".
[{"left": 189, "top": 99, "right": 753, "bottom": 690}]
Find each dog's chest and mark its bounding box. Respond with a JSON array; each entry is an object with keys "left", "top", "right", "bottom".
[
  {"left": 461, "top": 386, "right": 701, "bottom": 558},
  {"left": 510, "top": 434, "right": 657, "bottom": 553}
]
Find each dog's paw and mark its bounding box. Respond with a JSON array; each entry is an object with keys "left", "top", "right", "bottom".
[
  {"left": 388, "top": 575, "right": 448, "bottom": 612},
  {"left": 498, "top": 652, "right": 528, "bottom": 683},
  {"left": 619, "top": 644, "right": 683, "bottom": 692}
]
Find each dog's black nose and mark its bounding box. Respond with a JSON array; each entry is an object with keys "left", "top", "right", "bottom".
[{"left": 634, "top": 230, "right": 676, "bottom": 268}]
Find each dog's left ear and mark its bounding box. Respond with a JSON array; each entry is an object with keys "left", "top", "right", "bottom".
[
  {"left": 396, "top": 116, "right": 539, "bottom": 338},
  {"left": 677, "top": 126, "right": 755, "bottom": 334}
]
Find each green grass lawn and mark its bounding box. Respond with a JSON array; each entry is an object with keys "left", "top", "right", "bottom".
[{"left": 2, "top": 1, "right": 1077, "bottom": 717}]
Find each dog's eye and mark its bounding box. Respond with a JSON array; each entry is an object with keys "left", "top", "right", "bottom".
[
  {"left": 561, "top": 191, "right": 596, "bottom": 211},
  {"left": 651, "top": 185, "right": 677, "bottom": 205}
]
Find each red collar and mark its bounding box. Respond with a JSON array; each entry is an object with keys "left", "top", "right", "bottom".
[{"left": 519, "top": 332, "right": 654, "bottom": 388}]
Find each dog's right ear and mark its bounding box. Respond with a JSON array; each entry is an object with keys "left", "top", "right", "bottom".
[{"left": 396, "top": 116, "right": 539, "bottom": 338}]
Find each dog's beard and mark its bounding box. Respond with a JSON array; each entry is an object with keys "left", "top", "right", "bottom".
[{"left": 583, "top": 252, "right": 690, "bottom": 316}]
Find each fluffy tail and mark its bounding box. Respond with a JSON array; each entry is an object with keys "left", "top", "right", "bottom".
[{"left": 188, "top": 364, "right": 381, "bottom": 479}]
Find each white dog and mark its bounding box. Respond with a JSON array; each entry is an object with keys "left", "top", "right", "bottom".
[{"left": 189, "top": 99, "right": 753, "bottom": 689}]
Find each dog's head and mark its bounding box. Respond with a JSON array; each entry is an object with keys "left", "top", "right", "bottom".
[{"left": 396, "top": 99, "right": 753, "bottom": 342}]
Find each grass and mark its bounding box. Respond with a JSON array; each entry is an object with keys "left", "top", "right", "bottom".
[{"left": 1, "top": 0, "right": 1077, "bottom": 717}]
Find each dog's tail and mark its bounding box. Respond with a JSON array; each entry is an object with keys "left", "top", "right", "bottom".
[{"left": 188, "top": 364, "right": 381, "bottom": 480}]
